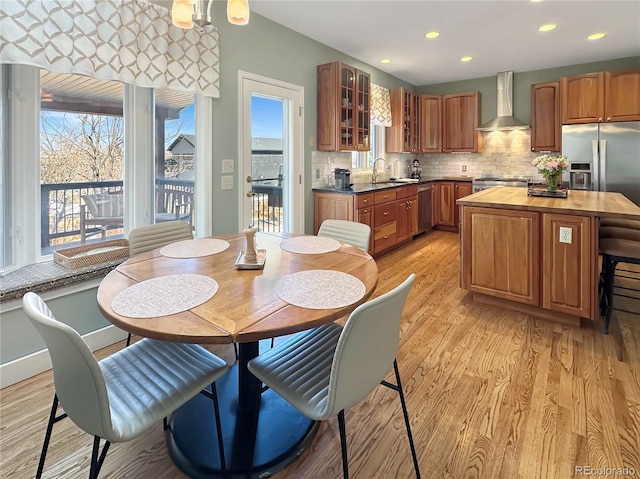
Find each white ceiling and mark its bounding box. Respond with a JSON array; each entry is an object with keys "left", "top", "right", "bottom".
[{"left": 250, "top": 0, "right": 640, "bottom": 86}]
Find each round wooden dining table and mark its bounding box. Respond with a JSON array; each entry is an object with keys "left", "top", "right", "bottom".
[{"left": 96, "top": 231, "right": 378, "bottom": 479}]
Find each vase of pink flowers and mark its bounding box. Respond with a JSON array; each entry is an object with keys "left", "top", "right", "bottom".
[{"left": 532, "top": 154, "right": 569, "bottom": 192}]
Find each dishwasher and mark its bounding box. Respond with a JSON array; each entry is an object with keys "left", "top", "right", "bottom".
[{"left": 417, "top": 183, "right": 432, "bottom": 234}]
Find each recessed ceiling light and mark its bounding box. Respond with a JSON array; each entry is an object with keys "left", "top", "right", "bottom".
[
  {"left": 460, "top": 56, "right": 473, "bottom": 62},
  {"left": 587, "top": 32, "right": 606, "bottom": 40},
  {"left": 539, "top": 24, "right": 557, "bottom": 32},
  {"left": 380, "top": 58, "right": 392, "bottom": 64},
  {"left": 530, "top": 0, "right": 543, "bottom": 3},
  {"left": 425, "top": 31, "right": 440, "bottom": 39}
]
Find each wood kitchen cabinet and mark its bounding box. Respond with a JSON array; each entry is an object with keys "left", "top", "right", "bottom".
[
  {"left": 561, "top": 68, "right": 640, "bottom": 124},
  {"left": 459, "top": 201, "right": 597, "bottom": 322},
  {"left": 396, "top": 184, "right": 418, "bottom": 242},
  {"left": 314, "top": 191, "right": 373, "bottom": 253},
  {"left": 317, "top": 62, "right": 370, "bottom": 151},
  {"left": 373, "top": 189, "right": 398, "bottom": 254},
  {"left": 605, "top": 68, "right": 640, "bottom": 122},
  {"left": 313, "top": 185, "right": 418, "bottom": 256},
  {"left": 530, "top": 81, "right": 561, "bottom": 152},
  {"left": 461, "top": 207, "right": 541, "bottom": 306},
  {"left": 542, "top": 213, "right": 592, "bottom": 317},
  {"left": 431, "top": 180, "right": 472, "bottom": 232},
  {"left": 386, "top": 88, "right": 421, "bottom": 153},
  {"left": 420, "top": 94, "right": 441, "bottom": 152},
  {"left": 434, "top": 181, "right": 455, "bottom": 228},
  {"left": 454, "top": 182, "right": 473, "bottom": 228},
  {"left": 442, "top": 91, "right": 482, "bottom": 152}
]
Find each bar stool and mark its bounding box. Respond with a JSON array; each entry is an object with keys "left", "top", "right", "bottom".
[
  {"left": 599, "top": 218, "right": 640, "bottom": 230},
  {"left": 599, "top": 223, "right": 640, "bottom": 333}
]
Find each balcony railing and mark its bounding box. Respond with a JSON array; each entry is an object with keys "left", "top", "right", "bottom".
[
  {"left": 251, "top": 176, "right": 283, "bottom": 233},
  {"left": 40, "top": 177, "right": 285, "bottom": 251},
  {"left": 40, "top": 178, "right": 195, "bottom": 251}
]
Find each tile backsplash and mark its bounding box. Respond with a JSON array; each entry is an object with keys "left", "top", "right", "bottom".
[{"left": 311, "top": 130, "right": 560, "bottom": 188}]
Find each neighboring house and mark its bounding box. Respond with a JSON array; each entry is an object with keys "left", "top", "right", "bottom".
[{"left": 166, "top": 134, "right": 195, "bottom": 179}]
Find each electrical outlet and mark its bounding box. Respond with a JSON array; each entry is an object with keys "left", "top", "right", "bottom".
[
  {"left": 559, "top": 226, "right": 572, "bottom": 244},
  {"left": 315, "top": 168, "right": 320, "bottom": 179},
  {"left": 221, "top": 175, "right": 234, "bottom": 190},
  {"left": 222, "top": 159, "right": 234, "bottom": 174},
  {"left": 310, "top": 136, "right": 316, "bottom": 147},
  {"left": 462, "top": 165, "right": 467, "bottom": 172}
]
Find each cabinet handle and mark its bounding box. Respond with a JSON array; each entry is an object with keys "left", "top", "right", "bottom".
[
  {"left": 363, "top": 209, "right": 369, "bottom": 213},
  {"left": 383, "top": 235, "right": 388, "bottom": 239},
  {"left": 383, "top": 195, "right": 389, "bottom": 199},
  {"left": 607, "top": 117, "right": 611, "bottom": 121},
  {"left": 599, "top": 117, "right": 603, "bottom": 122},
  {"left": 384, "top": 211, "right": 389, "bottom": 216}
]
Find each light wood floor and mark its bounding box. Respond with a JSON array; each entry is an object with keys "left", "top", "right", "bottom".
[{"left": 1, "top": 231, "right": 639, "bottom": 479}]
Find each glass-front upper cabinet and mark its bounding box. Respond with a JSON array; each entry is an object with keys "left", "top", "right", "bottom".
[{"left": 317, "top": 62, "right": 370, "bottom": 152}]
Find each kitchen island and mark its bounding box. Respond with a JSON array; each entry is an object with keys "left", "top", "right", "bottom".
[{"left": 457, "top": 187, "right": 640, "bottom": 325}]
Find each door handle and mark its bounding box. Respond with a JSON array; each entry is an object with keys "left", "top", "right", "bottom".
[
  {"left": 246, "top": 176, "right": 252, "bottom": 183},
  {"left": 246, "top": 190, "right": 253, "bottom": 197}
]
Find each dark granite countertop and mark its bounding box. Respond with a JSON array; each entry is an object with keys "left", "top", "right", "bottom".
[{"left": 313, "top": 176, "right": 473, "bottom": 194}]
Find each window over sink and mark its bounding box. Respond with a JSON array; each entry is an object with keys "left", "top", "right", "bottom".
[{"left": 352, "top": 124, "right": 384, "bottom": 169}]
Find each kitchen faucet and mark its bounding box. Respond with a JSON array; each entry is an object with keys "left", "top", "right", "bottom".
[{"left": 372, "top": 157, "right": 387, "bottom": 184}]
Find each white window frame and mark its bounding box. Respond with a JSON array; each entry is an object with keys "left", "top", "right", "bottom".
[
  {"left": 1, "top": 65, "right": 212, "bottom": 273},
  {"left": 352, "top": 125, "right": 385, "bottom": 170}
]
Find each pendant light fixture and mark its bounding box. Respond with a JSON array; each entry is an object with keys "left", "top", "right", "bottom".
[
  {"left": 172, "top": 0, "right": 194, "bottom": 29},
  {"left": 227, "top": 0, "right": 250, "bottom": 25},
  {"left": 171, "top": 0, "right": 250, "bottom": 29}
]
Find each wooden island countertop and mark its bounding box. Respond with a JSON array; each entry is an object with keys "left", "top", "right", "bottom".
[{"left": 457, "top": 186, "right": 640, "bottom": 220}]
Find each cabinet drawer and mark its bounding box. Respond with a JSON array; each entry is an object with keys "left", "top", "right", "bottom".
[
  {"left": 374, "top": 189, "right": 397, "bottom": 204},
  {"left": 374, "top": 203, "right": 397, "bottom": 224},
  {"left": 374, "top": 222, "right": 397, "bottom": 253},
  {"left": 355, "top": 193, "right": 374, "bottom": 209},
  {"left": 397, "top": 185, "right": 418, "bottom": 199}
]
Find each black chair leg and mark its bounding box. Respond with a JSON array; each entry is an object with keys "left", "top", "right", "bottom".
[
  {"left": 337, "top": 410, "right": 349, "bottom": 479},
  {"left": 88, "top": 436, "right": 110, "bottom": 479},
  {"left": 36, "top": 394, "right": 68, "bottom": 479},
  {"left": 392, "top": 360, "right": 421, "bottom": 479},
  {"left": 211, "top": 383, "right": 227, "bottom": 478},
  {"left": 233, "top": 343, "right": 238, "bottom": 361},
  {"left": 603, "top": 257, "right": 618, "bottom": 334}
]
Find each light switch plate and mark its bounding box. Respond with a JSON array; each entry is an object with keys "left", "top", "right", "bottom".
[
  {"left": 221, "top": 175, "right": 234, "bottom": 190},
  {"left": 222, "top": 159, "right": 234, "bottom": 174},
  {"left": 559, "top": 226, "right": 572, "bottom": 244}
]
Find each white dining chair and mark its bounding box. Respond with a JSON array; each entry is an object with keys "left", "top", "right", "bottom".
[
  {"left": 125, "top": 220, "right": 194, "bottom": 346},
  {"left": 248, "top": 274, "right": 420, "bottom": 478},
  {"left": 23, "top": 292, "right": 229, "bottom": 479},
  {"left": 318, "top": 219, "right": 371, "bottom": 253},
  {"left": 128, "top": 220, "right": 193, "bottom": 257}
]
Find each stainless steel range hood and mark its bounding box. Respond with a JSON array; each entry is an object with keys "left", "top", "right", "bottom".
[{"left": 477, "top": 71, "right": 529, "bottom": 131}]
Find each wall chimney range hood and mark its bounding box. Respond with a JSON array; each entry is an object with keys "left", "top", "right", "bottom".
[{"left": 477, "top": 71, "right": 530, "bottom": 131}]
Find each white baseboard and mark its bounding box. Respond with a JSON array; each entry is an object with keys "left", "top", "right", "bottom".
[{"left": 0, "top": 324, "right": 128, "bottom": 389}]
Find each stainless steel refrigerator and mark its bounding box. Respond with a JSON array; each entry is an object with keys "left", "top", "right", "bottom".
[{"left": 562, "top": 121, "right": 640, "bottom": 206}]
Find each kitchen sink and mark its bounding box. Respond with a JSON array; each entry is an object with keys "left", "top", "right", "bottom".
[{"left": 391, "top": 178, "right": 420, "bottom": 183}]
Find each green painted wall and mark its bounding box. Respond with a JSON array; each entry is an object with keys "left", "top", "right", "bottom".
[
  {"left": 416, "top": 56, "right": 640, "bottom": 126},
  {"left": 0, "top": 287, "right": 109, "bottom": 363},
  {"left": 209, "top": 3, "right": 413, "bottom": 235}
]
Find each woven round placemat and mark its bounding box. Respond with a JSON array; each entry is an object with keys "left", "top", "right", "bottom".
[
  {"left": 275, "top": 270, "right": 365, "bottom": 309},
  {"left": 279, "top": 236, "right": 341, "bottom": 254},
  {"left": 111, "top": 274, "right": 218, "bottom": 318},
  {"left": 159, "top": 238, "right": 230, "bottom": 258}
]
